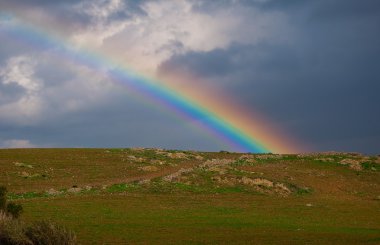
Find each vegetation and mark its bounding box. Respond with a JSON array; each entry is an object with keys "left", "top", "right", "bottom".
[
  {"left": 0, "top": 148, "right": 379, "bottom": 244},
  {"left": 0, "top": 186, "right": 76, "bottom": 245}
]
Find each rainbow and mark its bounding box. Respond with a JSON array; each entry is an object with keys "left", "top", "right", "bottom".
[{"left": 0, "top": 13, "right": 301, "bottom": 153}]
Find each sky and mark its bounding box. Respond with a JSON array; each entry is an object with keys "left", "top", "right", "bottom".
[{"left": 0, "top": 0, "right": 379, "bottom": 154}]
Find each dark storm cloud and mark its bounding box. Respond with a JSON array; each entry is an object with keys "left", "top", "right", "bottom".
[
  {"left": 0, "top": 94, "right": 224, "bottom": 150},
  {"left": 160, "top": 0, "right": 380, "bottom": 154}
]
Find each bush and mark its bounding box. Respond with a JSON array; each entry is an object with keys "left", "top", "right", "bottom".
[
  {"left": 0, "top": 186, "right": 7, "bottom": 210},
  {"left": 25, "top": 221, "right": 77, "bottom": 245},
  {"left": 0, "top": 186, "right": 23, "bottom": 219},
  {"left": 0, "top": 213, "right": 77, "bottom": 245},
  {"left": 6, "top": 203, "right": 23, "bottom": 219},
  {"left": 0, "top": 211, "right": 32, "bottom": 245},
  {"left": 0, "top": 186, "right": 77, "bottom": 244}
]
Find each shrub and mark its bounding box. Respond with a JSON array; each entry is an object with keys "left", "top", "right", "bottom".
[
  {"left": 0, "top": 211, "right": 32, "bottom": 245},
  {"left": 0, "top": 186, "right": 7, "bottom": 210},
  {"left": 25, "top": 221, "right": 77, "bottom": 245},
  {"left": 0, "top": 186, "right": 77, "bottom": 244},
  {"left": 0, "top": 186, "right": 23, "bottom": 219},
  {"left": 6, "top": 203, "right": 23, "bottom": 219}
]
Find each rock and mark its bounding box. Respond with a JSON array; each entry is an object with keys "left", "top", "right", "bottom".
[
  {"left": 14, "top": 162, "right": 33, "bottom": 168},
  {"left": 194, "top": 155, "right": 204, "bottom": 161},
  {"left": 306, "top": 203, "right": 313, "bottom": 207},
  {"left": 139, "top": 166, "right": 159, "bottom": 172},
  {"left": 256, "top": 154, "right": 282, "bottom": 160},
  {"left": 138, "top": 179, "right": 151, "bottom": 185},
  {"left": 167, "top": 152, "right": 189, "bottom": 159},
  {"left": 150, "top": 160, "right": 165, "bottom": 165},
  {"left": 340, "top": 159, "right": 363, "bottom": 171},
  {"left": 163, "top": 168, "right": 193, "bottom": 182},
  {"left": 274, "top": 183, "right": 291, "bottom": 193},
  {"left": 20, "top": 171, "right": 30, "bottom": 178},
  {"left": 241, "top": 177, "right": 274, "bottom": 188},
  {"left": 68, "top": 187, "right": 82, "bottom": 193},
  {"left": 200, "top": 159, "right": 234, "bottom": 168},
  {"left": 127, "top": 155, "right": 137, "bottom": 160},
  {"left": 46, "top": 188, "right": 61, "bottom": 195}
]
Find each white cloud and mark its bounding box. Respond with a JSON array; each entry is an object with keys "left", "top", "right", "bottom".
[
  {"left": 67, "top": 0, "right": 290, "bottom": 75},
  {"left": 0, "top": 55, "right": 43, "bottom": 92},
  {"left": 0, "top": 56, "right": 44, "bottom": 121},
  {"left": 0, "top": 54, "right": 117, "bottom": 125},
  {"left": 1, "top": 139, "right": 36, "bottom": 148}
]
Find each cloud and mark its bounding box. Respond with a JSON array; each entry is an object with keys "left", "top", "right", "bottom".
[
  {"left": 0, "top": 0, "right": 379, "bottom": 153},
  {"left": 0, "top": 52, "right": 117, "bottom": 125},
  {"left": 158, "top": 3, "right": 380, "bottom": 154},
  {"left": 0, "top": 56, "right": 44, "bottom": 121},
  {"left": 1, "top": 139, "right": 36, "bottom": 148}
]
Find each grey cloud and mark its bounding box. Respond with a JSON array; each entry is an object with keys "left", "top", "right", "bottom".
[
  {"left": 0, "top": 82, "right": 25, "bottom": 104},
  {"left": 159, "top": 1, "right": 380, "bottom": 154},
  {"left": 1, "top": 0, "right": 379, "bottom": 153}
]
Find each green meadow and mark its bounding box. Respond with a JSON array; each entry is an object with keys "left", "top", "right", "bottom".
[{"left": 1, "top": 148, "right": 380, "bottom": 244}]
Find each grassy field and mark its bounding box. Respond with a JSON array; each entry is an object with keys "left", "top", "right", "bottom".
[{"left": 1, "top": 148, "right": 380, "bottom": 244}]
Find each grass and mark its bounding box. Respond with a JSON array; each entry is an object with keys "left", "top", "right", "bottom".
[
  {"left": 1, "top": 148, "right": 380, "bottom": 244},
  {"left": 19, "top": 194, "right": 380, "bottom": 244}
]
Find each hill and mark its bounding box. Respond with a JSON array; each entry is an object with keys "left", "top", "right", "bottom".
[{"left": 1, "top": 148, "right": 379, "bottom": 244}]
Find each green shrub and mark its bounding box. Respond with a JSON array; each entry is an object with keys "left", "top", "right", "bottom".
[
  {"left": 6, "top": 203, "right": 23, "bottom": 219},
  {"left": 25, "top": 220, "right": 77, "bottom": 245}
]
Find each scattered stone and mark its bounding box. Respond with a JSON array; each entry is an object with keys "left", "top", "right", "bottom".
[
  {"left": 167, "top": 152, "right": 188, "bottom": 159},
  {"left": 84, "top": 186, "right": 92, "bottom": 191},
  {"left": 194, "top": 155, "right": 204, "bottom": 161},
  {"left": 139, "top": 166, "right": 159, "bottom": 172},
  {"left": 239, "top": 155, "right": 257, "bottom": 163},
  {"left": 46, "top": 188, "right": 61, "bottom": 195},
  {"left": 163, "top": 168, "right": 193, "bottom": 182},
  {"left": 20, "top": 171, "right": 30, "bottom": 178},
  {"left": 150, "top": 160, "right": 165, "bottom": 165},
  {"left": 127, "top": 155, "right": 144, "bottom": 162},
  {"left": 200, "top": 159, "right": 234, "bottom": 168},
  {"left": 19, "top": 172, "right": 41, "bottom": 178},
  {"left": 138, "top": 179, "right": 150, "bottom": 185},
  {"left": 14, "top": 162, "right": 33, "bottom": 168},
  {"left": 340, "top": 159, "right": 363, "bottom": 171},
  {"left": 68, "top": 187, "right": 82, "bottom": 193},
  {"left": 256, "top": 154, "right": 282, "bottom": 160},
  {"left": 212, "top": 176, "right": 236, "bottom": 186},
  {"left": 127, "top": 155, "right": 137, "bottom": 160},
  {"left": 241, "top": 177, "right": 274, "bottom": 188},
  {"left": 274, "top": 183, "right": 291, "bottom": 194}
]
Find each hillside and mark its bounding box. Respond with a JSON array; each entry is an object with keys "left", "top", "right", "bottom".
[{"left": 1, "top": 148, "right": 380, "bottom": 244}]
